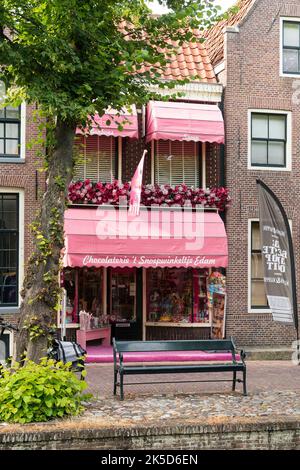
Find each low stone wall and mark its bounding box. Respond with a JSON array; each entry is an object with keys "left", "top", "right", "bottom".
[{"left": 1, "top": 419, "right": 300, "bottom": 450}]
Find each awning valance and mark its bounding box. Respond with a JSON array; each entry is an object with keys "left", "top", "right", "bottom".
[
  {"left": 63, "top": 207, "right": 228, "bottom": 269},
  {"left": 76, "top": 105, "right": 138, "bottom": 139},
  {"left": 146, "top": 101, "right": 225, "bottom": 144}
]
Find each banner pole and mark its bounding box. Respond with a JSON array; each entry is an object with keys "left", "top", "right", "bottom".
[{"left": 257, "top": 179, "right": 299, "bottom": 364}]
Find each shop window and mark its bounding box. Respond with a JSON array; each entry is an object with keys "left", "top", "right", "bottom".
[
  {"left": 250, "top": 113, "right": 287, "bottom": 168},
  {"left": 78, "top": 268, "right": 103, "bottom": 316},
  {"left": 282, "top": 20, "right": 300, "bottom": 75},
  {"left": 63, "top": 268, "right": 104, "bottom": 325},
  {"left": 155, "top": 141, "right": 200, "bottom": 187},
  {"left": 0, "top": 194, "right": 18, "bottom": 306},
  {"left": 73, "top": 135, "right": 116, "bottom": 182},
  {"left": 250, "top": 221, "right": 269, "bottom": 309},
  {"left": 110, "top": 269, "right": 136, "bottom": 322},
  {"left": 147, "top": 268, "right": 216, "bottom": 324}
]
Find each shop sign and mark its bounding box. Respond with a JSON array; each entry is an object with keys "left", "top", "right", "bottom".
[
  {"left": 80, "top": 254, "right": 220, "bottom": 268},
  {"left": 257, "top": 180, "right": 298, "bottom": 327}
]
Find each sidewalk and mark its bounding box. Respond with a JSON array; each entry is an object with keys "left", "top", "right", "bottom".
[
  {"left": 86, "top": 360, "right": 300, "bottom": 397},
  {"left": 0, "top": 361, "right": 299, "bottom": 449}
]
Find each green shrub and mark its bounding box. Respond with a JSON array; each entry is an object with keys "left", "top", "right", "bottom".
[{"left": 0, "top": 358, "right": 91, "bottom": 424}]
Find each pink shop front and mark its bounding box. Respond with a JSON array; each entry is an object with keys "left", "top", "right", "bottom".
[{"left": 60, "top": 206, "right": 228, "bottom": 348}]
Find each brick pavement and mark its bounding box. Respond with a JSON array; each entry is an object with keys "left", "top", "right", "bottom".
[{"left": 86, "top": 361, "right": 300, "bottom": 398}]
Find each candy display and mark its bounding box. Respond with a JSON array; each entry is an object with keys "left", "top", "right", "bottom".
[
  {"left": 208, "top": 271, "right": 227, "bottom": 339},
  {"left": 147, "top": 268, "right": 217, "bottom": 324}
]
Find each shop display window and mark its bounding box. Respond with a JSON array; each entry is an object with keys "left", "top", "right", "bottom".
[
  {"left": 193, "top": 271, "right": 210, "bottom": 323},
  {"left": 146, "top": 268, "right": 226, "bottom": 325},
  {"left": 63, "top": 268, "right": 104, "bottom": 327},
  {"left": 147, "top": 268, "right": 194, "bottom": 323},
  {"left": 110, "top": 269, "right": 136, "bottom": 322},
  {"left": 63, "top": 269, "right": 77, "bottom": 323}
]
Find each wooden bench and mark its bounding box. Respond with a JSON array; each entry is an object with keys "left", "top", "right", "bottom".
[{"left": 113, "top": 338, "right": 247, "bottom": 400}]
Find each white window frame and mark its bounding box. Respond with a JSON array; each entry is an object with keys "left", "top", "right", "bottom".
[
  {"left": 0, "top": 188, "right": 25, "bottom": 312},
  {"left": 20, "top": 102, "right": 26, "bottom": 161},
  {"left": 248, "top": 109, "right": 292, "bottom": 171},
  {"left": 0, "top": 330, "right": 14, "bottom": 363},
  {"left": 0, "top": 92, "right": 26, "bottom": 162},
  {"left": 280, "top": 17, "right": 300, "bottom": 78},
  {"left": 248, "top": 218, "right": 292, "bottom": 313},
  {"left": 248, "top": 218, "right": 270, "bottom": 313}
]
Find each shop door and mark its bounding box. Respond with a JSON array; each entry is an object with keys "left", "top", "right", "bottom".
[{"left": 109, "top": 268, "right": 142, "bottom": 340}]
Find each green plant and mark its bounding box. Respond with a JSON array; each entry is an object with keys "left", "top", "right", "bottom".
[{"left": 0, "top": 358, "right": 91, "bottom": 424}]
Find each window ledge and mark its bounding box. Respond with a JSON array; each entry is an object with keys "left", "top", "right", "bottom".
[
  {"left": 248, "top": 166, "right": 291, "bottom": 172},
  {"left": 248, "top": 309, "right": 270, "bottom": 314},
  {"left": 145, "top": 322, "right": 211, "bottom": 328},
  {"left": 280, "top": 72, "right": 300, "bottom": 78},
  {"left": 0, "top": 307, "right": 20, "bottom": 314},
  {"left": 0, "top": 158, "right": 25, "bottom": 164}
]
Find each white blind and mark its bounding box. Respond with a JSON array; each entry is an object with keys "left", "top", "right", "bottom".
[
  {"left": 155, "top": 141, "right": 200, "bottom": 187},
  {"left": 73, "top": 135, "right": 116, "bottom": 182}
]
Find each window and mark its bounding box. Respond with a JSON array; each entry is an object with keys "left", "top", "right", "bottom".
[
  {"left": 147, "top": 268, "right": 193, "bottom": 323},
  {"left": 0, "top": 194, "right": 19, "bottom": 306},
  {"left": 250, "top": 113, "right": 287, "bottom": 168},
  {"left": 155, "top": 141, "right": 200, "bottom": 187},
  {"left": 250, "top": 221, "right": 268, "bottom": 310},
  {"left": 73, "top": 135, "right": 117, "bottom": 182},
  {"left": 282, "top": 21, "right": 300, "bottom": 74},
  {"left": 0, "top": 81, "right": 22, "bottom": 159},
  {"left": 0, "top": 106, "right": 21, "bottom": 158}
]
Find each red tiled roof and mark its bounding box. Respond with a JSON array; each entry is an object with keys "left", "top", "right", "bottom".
[
  {"left": 205, "top": 0, "right": 256, "bottom": 67},
  {"left": 138, "top": 32, "right": 217, "bottom": 83},
  {"left": 120, "top": 21, "right": 217, "bottom": 83},
  {"left": 159, "top": 35, "right": 217, "bottom": 83}
]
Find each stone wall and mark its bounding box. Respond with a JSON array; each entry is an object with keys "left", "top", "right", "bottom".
[{"left": 0, "top": 419, "right": 299, "bottom": 450}]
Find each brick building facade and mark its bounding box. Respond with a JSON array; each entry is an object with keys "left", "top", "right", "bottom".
[
  {"left": 3, "top": 1, "right": 298, "bottom": 356},
  {"left": 0, "top": 103, "right": 45, "bottom": 317},
  {"left": 207, "top": 0, "right": 300, "bottom": 346}
]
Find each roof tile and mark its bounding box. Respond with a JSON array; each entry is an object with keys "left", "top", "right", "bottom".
[{"left": 205, "top": 0, "right": 255, "bottom": 67}]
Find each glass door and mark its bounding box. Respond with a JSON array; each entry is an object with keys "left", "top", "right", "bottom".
[{"left": 110, "top": 268, "right": 141, "bottom": 340}]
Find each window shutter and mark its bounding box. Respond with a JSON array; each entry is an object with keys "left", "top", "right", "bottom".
[
  {"left": 155, "top": 141, "right": 171, "bottom": 185},
  {"left": 73, "top": 136, "right": 116, "bottom": 182},
  {"left": 155, "top": 141, "right": 199, "bottom": 187}
]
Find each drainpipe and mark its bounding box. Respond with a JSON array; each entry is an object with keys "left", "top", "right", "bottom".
[{"left": 219, "top": 89, "right": 226, "bottom": 280}]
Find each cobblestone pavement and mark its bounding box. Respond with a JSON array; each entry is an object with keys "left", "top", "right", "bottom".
[
  {"left": 86, "top": 361, "right": 300, "bottom": 397},
  {"left": 75, "top": 361, "right": 300, "bottom": 428},
  {"left": 0, "top": 362, "right": 299, "bottom": 433}
]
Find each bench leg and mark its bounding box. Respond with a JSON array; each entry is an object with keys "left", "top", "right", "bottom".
[
  {"left": 113, "top": 369, "right": 118, "bottom": 396},
  {"left": 232, "top": 371, "right": 237, "bottom": 391},
  {"left": 243, "top": 368, "right": 247, "bottom": 396},
  {"left": 120, "top": 372, "right": 124, "bottom": 400}
]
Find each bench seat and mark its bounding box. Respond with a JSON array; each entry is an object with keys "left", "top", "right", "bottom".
[
  {"left": 113, "top": 338, "right": 247, "bottom": 400},
  {"left": 121, "top": 363, "right": 245, "bottom": 375}
]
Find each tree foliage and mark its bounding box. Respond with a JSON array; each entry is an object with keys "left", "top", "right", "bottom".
[
  {"left": 0, "top": 0, "right": 221, "bottom": 360},
  {"left": 0, "top": 0, "right": 221, "bottom": 124}
]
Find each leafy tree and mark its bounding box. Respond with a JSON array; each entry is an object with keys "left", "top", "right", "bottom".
[{"left": 0, "top": 0, "right": 221, "bottom": 361}]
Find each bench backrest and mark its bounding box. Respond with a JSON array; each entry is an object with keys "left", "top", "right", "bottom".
[{"left": 113, "top": 339, "right": 236, "bottom": 353}]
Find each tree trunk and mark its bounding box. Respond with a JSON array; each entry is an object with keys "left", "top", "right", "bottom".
[{"left": 16, "top": 119, "right": 76, "bottom": 362}]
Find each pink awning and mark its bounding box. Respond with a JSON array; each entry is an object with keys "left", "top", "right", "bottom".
[
  {"left": 146, "top": 101, "right": 225, "bottom": 144},
  {"left": 76, "top": 106, "right": 138, "bottom": 139},
  {"left": 63, "top": 207, "right": 228, "bottom": 269}
]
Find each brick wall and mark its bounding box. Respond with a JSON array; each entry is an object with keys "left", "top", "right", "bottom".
[
  {"left": 0, "top": 104, "right": 45, "bottom": 322},
  {"left": 218, "top": 0, "right": 300, "bottom": 346},
  {"left": 1, "top": 419, "right": 299, "bottom": 450}
]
